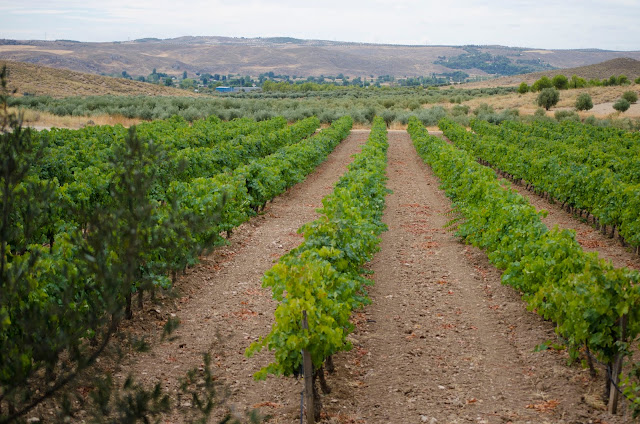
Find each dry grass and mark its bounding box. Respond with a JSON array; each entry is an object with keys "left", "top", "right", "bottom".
[
  {"left": 463, "top": 57, "right": 640, "bottom": 89},
  {"left": 458, "top": 85, "right": 640, "bottom": 118},
  {"left": 351, "top": 122, "right": 407, "bottom": 130},
  {"left": 12, "top": 107, "right": 144, "bottom": 130},
  {"left": 1, "top": 60, "right": 199, "bottom": 98},
  {"left": 387, "top": 121, "right": 407, "bottom": 130}
]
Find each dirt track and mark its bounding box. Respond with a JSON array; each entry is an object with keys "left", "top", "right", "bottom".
[
  {"left": 116, "top": 130, "right": 368, "bottom": 422},
  {"left": 116, "top": 130, "right": 631, "bottom": 423},
  {"left": 319, "top": 131, "right": 625, "bottom": 423},
  {"left": 508, "top": 184, "right": 640, "bottom": 272}
]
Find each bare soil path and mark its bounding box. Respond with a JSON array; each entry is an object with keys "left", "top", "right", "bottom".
[
  {"left": 320, "top": 131, "right": 622, "bottom": 424},
  {"left": 507, "top": 184, "right": 640, "bottom": 272},
  {"left": 430, "top": 128, "right": 640, "bottom": 272},
  {"left": 114, "top": 129, "right": 631, "bottom": 424},
  {"left": 117, "top": 130, "right": 369, "bottom": 422}
]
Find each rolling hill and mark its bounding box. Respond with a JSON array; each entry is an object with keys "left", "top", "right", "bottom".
[
  {"left": 1, "top": 36, "right": 640, "bottom": 80},
  {"left": 464, "top": 57, "right": 640, "bottom": 88},
  {"left": 3, "top": 55, "right": 639, "bottom": 101},
  {"left": 0, "top": 60, "right": 198, "bottom": 98}
]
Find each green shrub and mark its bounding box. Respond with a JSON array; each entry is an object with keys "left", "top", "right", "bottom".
[
  {"left": 569, "top": 75, "right": 587, "bottom": 89},
  {"left": 254, "top": 109, "right": 276, "bottom": 121},
  {"left": 537, "top": 88, "right": 560, "bottom": 110},
  {"left": 531, "top": 76, "right": 553, "bottom": 92},
  {"left": 396, "top": 111, "right": 410, "bottom": 125},
  {"left": 588, "top": 78, "right": 603, "bottom": 87},
  {"left": 473, "top": 103, "right": 495, "bottom": 116},
  {"left": 318, "top": 109, "right": 342, "bottom": 123},
  {"left": 349, "top": 109, "right": 367, "bottom": 125},
  {"left": 518, "top": 82, "right": 529, "bottom": 94},
  {"left": 584, "top": 115, "right": 597, "bottom": 126},
  {"left": 475, "top": 108, "right": 519, "bottom": 125},
  {"left": 451, "top": 104, "right": 470, "bottom": 116},
  {"left": 451, "top": 114, "right": 471, "bottom": 126},
  {"left": 601, "top": 75, "right": 630, "bottom": 86},
  {"left": 575, "top": 93, "right": 593, "bottom": 111},
  {"left": 583, "top": 115, "right": 615, "bottom": 127},
  {"left": 552, "top": 74, "right": 569, "bottom": 90},
  {"left": 622, "top": 91, "right": 638, "bottom": 104},
  {"left": 363, "top": 106, "right": 377, "bottom": 123},
  {"left": 610, "top": 117, "right": 640, "bottom": 131},
  {"left": 613, "top": 98, "right": 631, "bottom": 112},
  {"left": 381, "top": 99, "right": 395, "bottom": 108},
  {"left": 414, "top": 106, "right": 447, "bottom": 126},
  {"left": 554, "top": 110, "right": 580, "bottom": 122}
]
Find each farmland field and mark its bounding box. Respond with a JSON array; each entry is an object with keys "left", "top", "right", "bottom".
[
  {"left": 4, "top": 7, "right": 640, "bottom": 422},
  {"left": 3, "top": 101, "right": 640, "bottom": 423},
  {"left": 113, "top": 122, "right": 640, "bottom": 423}
]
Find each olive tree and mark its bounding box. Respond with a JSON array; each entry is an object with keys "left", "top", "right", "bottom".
[
  {"left": 518, "top": 82, "right": 529, "bottom": 94},
  {"left": 622, "top": 91, "right": 638, "bottom": 104},
  {"left": 552, "top": 74, "right": 569, "bottom": 90},
  {"left": 531, "top": 76, "right": 553, "bottom": 92},
  {"left": 575, "top": 93, "right": 593, "bottom": 111},
  {"left": 537, "top": 88, "right": 560, "bottom": 110},
  {"left": 613, "top": 98, "right": 631, "bottom": 112}
]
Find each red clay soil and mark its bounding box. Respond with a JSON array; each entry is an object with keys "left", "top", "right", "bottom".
[
  {"left": 111, "top": 130, "right": 631, "bottom": 423},
  {"left": 318, "top": 131, "right": 625, "bottom": 424},
  {"left": 430, "top": 128, "right": 640, "bottom": 272},
  {"left": 113, "top": 130, "right": 369, "bottom": 422},
  {"left": 507, "top": 184, "right": 640, "bottom": 272}
]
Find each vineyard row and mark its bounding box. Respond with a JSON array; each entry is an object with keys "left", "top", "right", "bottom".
[
  {"left": 408, "top": 116, "right": 640, "bottom": 413},
  {"left": 441, "top": 118, "right": 640, "bottom": 250},
  {"left": 0, "top": 114, "right": 351, "bottom": 419},
  {"left": 247, "top": 117, "right": 390, "bottom": 419}
]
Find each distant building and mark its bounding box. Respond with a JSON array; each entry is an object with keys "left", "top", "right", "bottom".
[
  {"left": 233, "top": 86, "right": 262, "bottom": 92},
  {"left": 215, "top": 86, "right": 262, "bottom": 93}
]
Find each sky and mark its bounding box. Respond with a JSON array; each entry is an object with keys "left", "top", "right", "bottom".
[{"left": 1, "top": 0, "right": 639, "bottom": 51}]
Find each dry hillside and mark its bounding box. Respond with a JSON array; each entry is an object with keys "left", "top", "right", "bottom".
[
  {"left": 460, "top": 84, "right": 640, "bottom": 118},
  {"left": 2, "top": 37, "right": 640, "bottom": 79},
  {"left": 463, "top": 57, "right": 640, "bottom": 88},
  {"left": 0, "top": 60, "right": 198, "bottom": 98}
]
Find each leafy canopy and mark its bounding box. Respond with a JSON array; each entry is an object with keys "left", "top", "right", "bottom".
[{"left": 537, "top": 87, "right": 560, "bottom": 110}]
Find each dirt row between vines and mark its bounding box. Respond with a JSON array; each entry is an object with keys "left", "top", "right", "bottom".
[
  {"left": 110, "top": 130, "right": 367, "bottom": 422},
  {"left": 435, "top": 129, "right": 640, "bottom": 273},
  {"left": 507, "top": 184, "right": 640, "bottom": 273},
  {"left": 318, "top": 131, "right": 623, "bottom": 424},
  {"left": 431, "top": 128, "right": 640, "bottom": 273},
  {"left": 115, "top": 130, "right": 627, "bottom": 423}
]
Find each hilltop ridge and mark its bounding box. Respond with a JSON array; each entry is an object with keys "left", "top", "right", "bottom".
[
  {"left": 0, "top": 60, "right": 199, "bottom": 98},
  {"left": 2, "top": 36, "right": 640, "bottom": 80},
  {"left": 464, "top": 57, "right": 640, "bottom": 88}
]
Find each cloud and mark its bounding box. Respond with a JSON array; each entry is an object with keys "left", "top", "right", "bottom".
[
  {"left": 0, "top": 0, "right": 638, "bottom": 50},
  {"left": 5, "top": 9, "right": 73, "bottom": 15}
]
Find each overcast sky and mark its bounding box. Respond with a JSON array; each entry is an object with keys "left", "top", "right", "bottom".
[{"left": 1, "top": 0, "right": 639, "bottom": 51}]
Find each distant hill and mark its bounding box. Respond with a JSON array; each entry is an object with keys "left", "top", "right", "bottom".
[
  {"left": 463, "top": 57, "right": 640, "bottom": 88},
  {"left": 0, "top": 60, "right": 197, "bottom": 98},
  {"left": 1, "top": 36, "right": 640, "bottom": 80}
]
